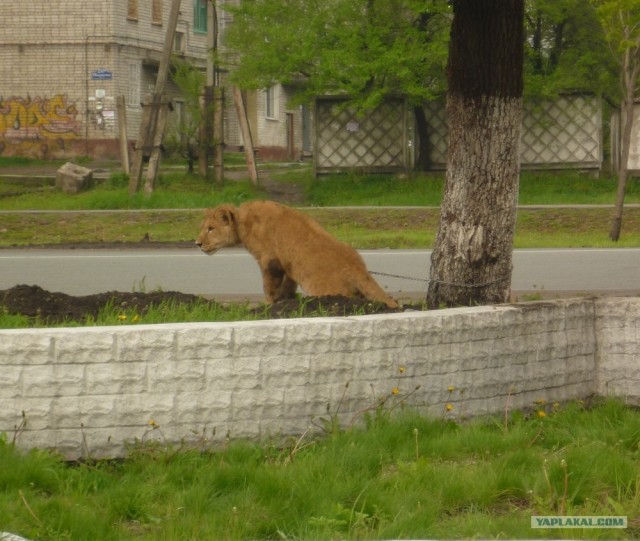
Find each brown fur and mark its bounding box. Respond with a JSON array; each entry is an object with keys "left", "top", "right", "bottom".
[{"left": 196, "top": 200, "right": 399, "bottom": 308}]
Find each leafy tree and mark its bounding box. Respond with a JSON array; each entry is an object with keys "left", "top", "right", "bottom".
[
  {"left": 524, "top": 0, "right": 615, "bottom": 98},
  {"left": 224, "top": 0, "right": 615, "bottom": 101},
  {"left": 224, "top": 0, "right": 449, "bottom": 104},
  {"left": 426, "top": 0, "right": 525, "bottom": 308},
  {"left": 222, "top": 0, "right": 451, "bottom": 169},
  {"left": 592, "top": 0, "right": 640, "bottom": 241}
]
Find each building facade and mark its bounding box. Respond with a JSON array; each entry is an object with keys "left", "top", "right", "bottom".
[{"left": 0, "top": 0, "right": 303, "bottom": 161}]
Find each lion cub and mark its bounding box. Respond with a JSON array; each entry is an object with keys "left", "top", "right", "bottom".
[{"left": 196, "top": 200, "right": 399, "bottom": 308}]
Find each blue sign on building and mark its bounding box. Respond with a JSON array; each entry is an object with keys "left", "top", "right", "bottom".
[{"left": 92, "top": 69, "right": 113, "bottom": 80}]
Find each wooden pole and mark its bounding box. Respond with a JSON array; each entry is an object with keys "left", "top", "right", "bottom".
[
  {"left": 129, "top": 0, "right": 181, "bottom": 194},
  {"left": 144, "top": 97, "right": 172, "bottom": 195},
  {"left": 213, "top": 86, "right": 224, "bottom": 184},
  {"left": 199, "top": 92, "right": 210, "bottom": 178},
  {"left": 129, "top": 95, "right": 153, "bottom": 194},
  {"left": 153, "top": 0, "right": 181, "bottom": 97},
  {"left": 232, "top": 86, "right": 259, "bottom": 186},
  {"left": 116, "top": 95, "right": 130, "bottom": 174}
]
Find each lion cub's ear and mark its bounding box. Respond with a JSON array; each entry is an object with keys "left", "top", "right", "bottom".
[{"left": 214, "top": 205, "right": 236, "bottom": 225}]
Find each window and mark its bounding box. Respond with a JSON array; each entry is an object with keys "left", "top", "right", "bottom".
[
  {"left": 152, "top": 0, "right": 162, "bottom": 25},
  {"left": 194, "top": 0, "right": 207, "bottom": 33},
  {"left": 127, "top": 0, "right": 138, "bottom": 20},
  {"left": 265, "top": 86, "right": 279, "bottom": 119}
]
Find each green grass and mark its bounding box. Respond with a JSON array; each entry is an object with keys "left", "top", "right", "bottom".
[
  {"left": 306, "top": 170, "right": 640, "bottom": 207},
  {"left": 307, "top": 172, "right": 444, "bottom": 206},
  {"left": 4, "top": 206, "right": 638, "bottom": 249},
  {"left": 1, "top": 166, "right": 639, "bottom": 249},
  {"left": 519, "top": 171, "right": 640, "bottom": 205},
  {"left": 0, "top": 298, "right": 262, "bottom": 328},
  {"left": 0, "top": 295, "right": 387, "bottom": 329},
  {"left": 1, "top": 398, "right": 638, "bottom": 539},
  {"left": 0, "top": 172, "right": 261, "bottom": 211},
  {"left": 0, "top": 156, "right": 67, "bottom": 168},
  {"left": 3, "top": 166, "right": 640, "bottom": 211}
]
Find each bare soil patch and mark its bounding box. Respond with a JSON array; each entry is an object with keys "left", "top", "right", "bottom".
[
  {"left": 1, "top": 284, "right": 206, "bottom": 324},
  {"left": 256, "top": 294, "right": 404, "bottom": 319},
  {"left": 1, "top": 284, "right": 405, "bottom": 325}
]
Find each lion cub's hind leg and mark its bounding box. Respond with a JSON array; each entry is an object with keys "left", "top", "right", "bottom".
[
  {"left": 274, "top": 274, "right": 298, "bottom": 301},
  {"left": 261, "top": 259, "right": 298, "bottom": 303}
]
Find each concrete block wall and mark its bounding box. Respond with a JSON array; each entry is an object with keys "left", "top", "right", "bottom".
[
  {"left": 0, "top": 298, "right": 638, "bottom": 459},
  {"left": 595, "top": 298, "right": 640, "bottom": 400}
]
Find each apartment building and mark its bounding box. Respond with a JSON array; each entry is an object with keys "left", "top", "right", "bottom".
[{"left": 0, "top": 0, "right": 303, "bottom": 161}]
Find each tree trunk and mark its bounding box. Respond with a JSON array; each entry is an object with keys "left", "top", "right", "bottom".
[
  {"left": 610, "top": 100, "right": 631, "bottom": 241},
  {"left": 427, "top": 0, "right": 524, "bottom": 309},
  {"left": 413, "top": 105, "right": 431, "bottom": 171},
  {"left": 610, "top": 49, "right": 639, "bottom": 242}
]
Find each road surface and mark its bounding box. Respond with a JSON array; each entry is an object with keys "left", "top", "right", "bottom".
[{"left": 1, "top": 248, "right": 639, "bottom": 300}]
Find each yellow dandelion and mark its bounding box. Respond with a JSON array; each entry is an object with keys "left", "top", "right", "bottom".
[
  {"left": 447, "top": 386, "right": 455, "bottom": 393},
  {"left": 537, "top": 410, "right": 546, "bottom": 418},
  {"left": 399, "top": 366, "right": 406, "bottom": 374},
  {"left": 148, "top": 419, "right": 157, "bottom": 427},
  {"left": 445, "top": 403, "right": 454, "bottom": 411},
  {"left": 391, "top": 387, "right": 400, "bottom": 395},
  {"left": 118, "top": 314, "right": 127, "bottom": 321}
]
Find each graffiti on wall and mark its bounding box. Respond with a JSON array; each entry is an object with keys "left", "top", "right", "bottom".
[{"left": 0, "top": 94, "right": 81, "bottom": 156}]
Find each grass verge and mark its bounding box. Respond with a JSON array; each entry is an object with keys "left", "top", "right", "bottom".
[
  {"left": 304, "top": 170, "right": 640, "bottom": 206},
  {"left": 0, "top": 293, "right": 393, "bottom": 329},
  {"left": 1, "top": 398, "right": 638, "bottom": 540},
  {"left": 0, "top": 297, "right": 262, "bottom": 329},
  {"left": 1, "top": 167, "right": 639, "bottom": 249},
  {"left": 1, "top": 207, "right": 639, "bottom": 249}
]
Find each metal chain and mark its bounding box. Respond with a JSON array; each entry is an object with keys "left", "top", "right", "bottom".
[
  {"left": 369, "top": 271, "right": 428, "bottom": 283},
  {"left": 370, "top": 271, "right": 509, "bottom": 289}
]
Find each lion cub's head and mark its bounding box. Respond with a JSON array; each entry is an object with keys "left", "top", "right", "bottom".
[{"left": 196, "top": 205, "right": 241, "bottom": 255}]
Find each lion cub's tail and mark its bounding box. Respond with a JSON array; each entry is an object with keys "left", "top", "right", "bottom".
[{"left": 356, "top": 274, "right": 399, "bottom": 309}]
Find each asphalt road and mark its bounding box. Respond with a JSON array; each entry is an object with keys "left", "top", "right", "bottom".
[{"left": 1, "top": 247, "right": 639, "bottom": 301}]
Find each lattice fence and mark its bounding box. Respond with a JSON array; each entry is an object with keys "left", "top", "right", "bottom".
[
  {"left": 520, "top": 95, "right": 602, "bottom": 169},
  {"left": 315, "top": 94, "right": 602, "bottom": 173},
  {"left": 611, "top": 103, "right": 640, "bottom": 172},
  {"left": 314, "top": 97, "right": 410, "bottom": 174}
]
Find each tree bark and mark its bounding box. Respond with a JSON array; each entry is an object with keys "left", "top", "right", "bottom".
[
  {"left": 427, "top": 0, "right": 524, "bottom": 308},
  {"left": 610, "top": 98, "right": 633, "bottom": 242},
  {"left": 610, "top": 47, "right": 640, "bottom": 242},
  {"left": 413, "top": 106, "right": 431, "bottom": 171}
]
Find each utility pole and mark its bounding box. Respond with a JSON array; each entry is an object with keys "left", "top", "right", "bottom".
[{"left": 129, "top": 0, "right": 181, "bottom": 195}]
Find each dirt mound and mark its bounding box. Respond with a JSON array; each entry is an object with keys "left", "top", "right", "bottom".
[
  {"left": 1, "top": 284, "right": 207, "bottom": 324},
  {"left": 260, "top": 295, "right": 402, "bottom": 318},
  {"left": 1, "top": 285, "right": 406, "bottom": 325}
]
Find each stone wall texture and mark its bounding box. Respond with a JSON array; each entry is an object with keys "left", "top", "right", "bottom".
[{"left": 1, "top": 297, "right": 638, "bottom": 459}]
